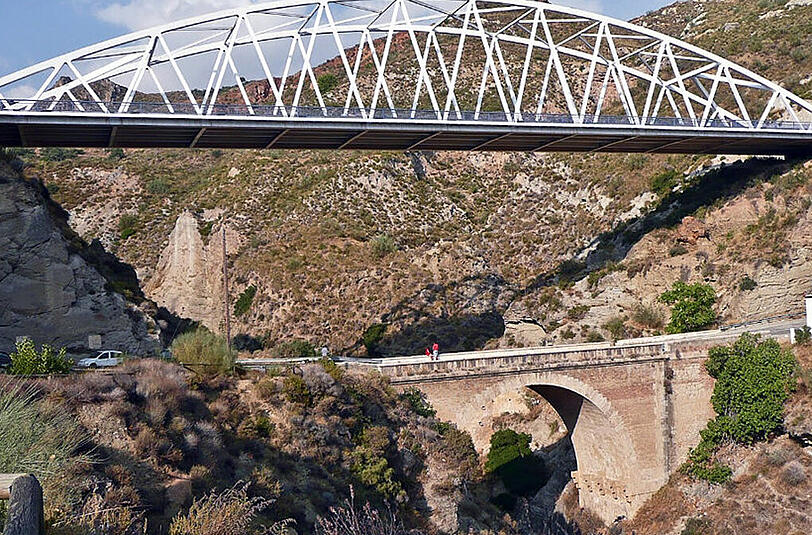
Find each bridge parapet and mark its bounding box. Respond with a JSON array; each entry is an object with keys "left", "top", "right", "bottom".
[{"left": 362, "top": 343, "right": 667, "bottom": 384}]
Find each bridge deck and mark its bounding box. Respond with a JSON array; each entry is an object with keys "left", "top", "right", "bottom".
[{"left": 2, "top": 113, "right": 812, "bottom": 154}]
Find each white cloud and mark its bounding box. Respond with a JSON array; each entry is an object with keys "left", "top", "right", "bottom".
[{"left": 95, "top": 0, "right": 258, "bottom": 31}]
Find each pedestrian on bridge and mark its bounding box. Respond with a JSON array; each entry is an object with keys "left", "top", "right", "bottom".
[
  {"left": 432, "top": 342, "right": 439, "bottom": 361},
  {"left": 425, "top": 348, "right": 432, "bottom": 360}
]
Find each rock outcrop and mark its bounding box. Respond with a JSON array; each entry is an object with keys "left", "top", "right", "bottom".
[
  {"left": 0, "top": 162, "right": 159, "bottom": 355},
  {"left": 144, "top": 211, "right": 240, "bottom": 331}
]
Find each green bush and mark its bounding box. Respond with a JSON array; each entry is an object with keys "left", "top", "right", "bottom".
[
  {"left": 400, "top": 388, "right": 436, "bottom": 418},
  {"left": 485, "top": 429, "right": 546, "bottom": 496},
  {"left": 318, "top": 356, "right": 344, "bottom": 381},
  {"left": 273, "top": 339, "right": 315, "bottom": 359},
  {"left": 106, "top": 148, "right": 125, "bottom": 161},
  {"left": 282, "top": 374, "right": 311, "bottom": 406},
  {"left": 361, "top": 323, "right": 387, "bottom": 355},
  {"left": 603, "top": 316, "right": 628, "bottom": 341},
  {"left": 40, "top": 147, "right": 83, "bottom": 162},
  {"left": 650, "top": 168, "right": 680, "bottom": 196},
  {"left": 681, "top": 517, "right": 711, "bottom": 535},
  {"left": 795, "top": 326, "right": 812, "bottom": 346},
  {"left": 317, "top": 73, "right": 339, "bottom": 94},
  {"left": 233, "top": 285, "right": 257, "bottom": 317},
  {"left": 371, "top": 234, "right": 396, "bottom": 259},
  {"left": 350, "top": 426, "right": 405, "bottom": 501},
  {"left": 669, "top": 244, "right": 688, "bottom": 257},
  {"left": 585, "top": 330, "right": 605, "bottom": 343},
  {"left": 683, "top": 334, "right": 797, "bottom": 483},
  {"left": 0, "top": 383, "right": 89, "bottom": 477},
  {"left": 8, "top": 339, "right": 73, "bottom": 375},
  {"left": 739, "top": 275, "right": 757, "bottom": 292},
  {"left": 659, "top": 282, "right": 717, "bottom": 334},
  {"left": 147, "top": 178, "right": 169, "bottom": 194},
  {"left": 566, "top": 305, "right": 589, "bottom": 321},
  {"left": 118, "top": 213, "right": 139, "bottom": 241},
  {"left": 171, "top": 329, "right": 235, "bottom": 375},
  {"left": 632, "top": 303, "right": 665, "bottom": 330}
]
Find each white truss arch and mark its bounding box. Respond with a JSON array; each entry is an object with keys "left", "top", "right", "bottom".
[{"left": 1, "top": 1, "right": 811, "bottom": 153}]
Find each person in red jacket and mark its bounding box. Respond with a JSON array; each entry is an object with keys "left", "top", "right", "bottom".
[
  {"left": 432, "top": 342, "right": 439, "bottom": 361},
  {"left": 425, "top": 347, "right": 432, "bottom": 360}
]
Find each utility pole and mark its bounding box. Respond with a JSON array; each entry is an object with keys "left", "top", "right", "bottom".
[{"left": 222, "top": 222, "right": 232, "bottom": 351}]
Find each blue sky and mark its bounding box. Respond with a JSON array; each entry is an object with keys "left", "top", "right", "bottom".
[{"left": 0, "top": 0, "right": 672, "bottom": 77}]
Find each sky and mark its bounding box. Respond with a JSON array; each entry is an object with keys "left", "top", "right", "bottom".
[{"left": 0, "top": 0, "right": 673, "bottom": 77}]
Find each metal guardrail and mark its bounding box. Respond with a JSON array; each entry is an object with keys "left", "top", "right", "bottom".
[
  {"left": 719, "top": 312, "right": 805, "bottom": 331},
  {"left": 3, "top": 99, "right": 812, "bottom": 132}
]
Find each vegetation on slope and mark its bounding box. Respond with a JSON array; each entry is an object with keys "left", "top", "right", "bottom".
[{"left": 0, "top": 359, "right": 509, "bottom": 534}]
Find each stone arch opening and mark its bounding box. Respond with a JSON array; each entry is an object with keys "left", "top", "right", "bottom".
[{"left": 527, "top": 382, "right": 639, "bottom": 522}]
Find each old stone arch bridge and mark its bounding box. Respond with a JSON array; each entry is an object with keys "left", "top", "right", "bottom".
[{"left": 358, "top": 337, "right": 729, "bottom": 523}]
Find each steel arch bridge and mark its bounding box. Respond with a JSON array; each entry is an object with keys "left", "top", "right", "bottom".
[{"left": 1, "top": 0, "right": 812, "bottom": 154}]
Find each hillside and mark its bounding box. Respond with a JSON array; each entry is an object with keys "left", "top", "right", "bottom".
[{"left": 15, "top": 0, "right": 812, "bottom": 357}]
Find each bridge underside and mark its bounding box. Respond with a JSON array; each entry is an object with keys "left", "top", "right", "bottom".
[{"left": 2, "top": 115, "right": 811, "bottom": 155}]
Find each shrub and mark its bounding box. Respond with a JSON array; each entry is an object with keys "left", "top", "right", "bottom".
[
  {"left": 683, "top": 334, "right": 797, "bottom": 483},
  {"left": 118, "top": 214, "right": 139, "bottom": 241},
  {"left": 255, "top": 377, "right": 277, "bottom": 401},
  {"left": 233, "top": 285, "right": 257, "bottom": 317},
  {"left": 350, "top": 427, "right": 404, "bottom": 501},
  {"left": 681, "top": 517, "right": 711, "bottom": 535},
  {"left": 40, "top": 147, "right": 83, "bottom": 162},
  {"left": 8, "top": 338, "right": 73, "bottom": 375},
  {"left": 585, "top": 330, "right": 605, "bottom": 343},
  {"left": 781, "top": 461, "right": 806, "bottom": 486},
  {"left": 400, "top": 388, "right": 436, "bottom": 418},
  {"left": 669, "top": 244, "right": 688, "bottom": 257},
  {"left": 794, "top": 326, "right": 812, "bottom": 346},
  {"left": 632, "top": 303, "right": 665, "bottom": 330},
  {"left": 370, "top": 234, "right": 396, "bottom": 259},
  {"left": 566, "top": 305, "right": 589, "bottom": 321},
  {"left": 316, "top": 487, "right": 411, "bottom": 535},
  {"left": 169, "top": 482, "right": 281, "bottom": 535},
  {"left": 0, "top": 383, "right": 89, "bottom": 477},
  {"left": 603, "top": 316, "right": 628, "bottom": 341},
  {"left": 485, "top": 429, "right": 546, "bottom": 496},
  {"left": 147, "top": 178, "right": 169, "bottom": 194},
  {"left": 318, "top": 356, "right": 344, "bottom": 381},
  {"left": 361, "top": 324, "right": 387, "bottom": 355},
  {"left": 171, "top": 329, "right": 235, "bottom": 375},
  {"left": 739, "top": 275, "right": 757, "bottom": 292},
  {"left": 650, "top": 168, "right": 679, "bottom": 196},
  {"left": 659, "top": 282, "right": 717, "bottom": 334},
  {"left": 106, "top": 147, "right": 125, "bottom": 161},
  {"left": 273, "top": 339, "right": 315, "bottom": 359},
  {"left": 282, "top": 374, "right": 311, "bottom": 406},
  {"left": 317, "top": 73, "right": 339, "bottom": 94}
]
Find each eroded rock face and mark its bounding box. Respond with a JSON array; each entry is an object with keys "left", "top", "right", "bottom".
[
  {"left": 0, "top": 164, "right": 159, "bottom": 354},
  {"left": 144, "top": 211, "right": 239, "bottom": 331}
]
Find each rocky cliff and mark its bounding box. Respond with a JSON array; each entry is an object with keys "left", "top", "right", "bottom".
[{"left": 0, "top": 160, "right": 160, "bottom": 354}]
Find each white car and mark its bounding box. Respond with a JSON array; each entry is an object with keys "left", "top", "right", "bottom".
[{"left": 77, "top": 350, "right": 123, "bottom": 368}]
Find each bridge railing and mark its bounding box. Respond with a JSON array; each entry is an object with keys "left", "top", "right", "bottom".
[{"left": 3, "top": 99, "right": 812, "bottom": 132}]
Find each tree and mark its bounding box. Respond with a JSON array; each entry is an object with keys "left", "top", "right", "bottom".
[
  {"left": 659, "top": 282, "right": 717, "bottom": 334},
  {"left": 683, "top": 334, "right": 797, "bottom": 483},
  {"left": 704, "top": 333, "right": 797, "bottom": 444},
  {"left": 485, "top": 429, "right": 547, "bottom": 496}
]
